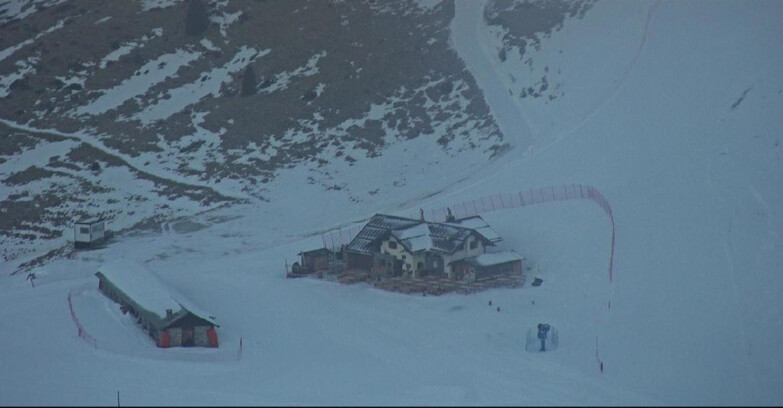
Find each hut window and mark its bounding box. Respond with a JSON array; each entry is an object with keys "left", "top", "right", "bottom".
[
  {"left": 401, "top": 255, "right": 406, "bottom": 260},
  {"left": 469, "top": 240, "right": 478, "bottom": 250},
  {"left": 417, "top": 262, "right": 423, "bottom": 270},
  {"left": 388, "top": 241, "right": 397, "bottom": 249},
  {"left": 80, "top": 227, "right": 89, "bottom": 234}
]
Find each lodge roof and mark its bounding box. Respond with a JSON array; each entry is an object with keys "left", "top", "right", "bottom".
[
  {"left": 445, "top": 215, "right": 502, "bottom": 243},
  {"left": 345, "top": 213, "right": 502, "bottom": 255}
]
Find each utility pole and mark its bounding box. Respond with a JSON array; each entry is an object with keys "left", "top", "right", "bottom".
[{"left": 117, "top": 390, "right": 120, "bottom": 407}]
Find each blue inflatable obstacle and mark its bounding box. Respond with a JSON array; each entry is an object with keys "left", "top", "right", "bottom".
[{"left": 525, "top": 323, "right": 558, "bottom": 352}]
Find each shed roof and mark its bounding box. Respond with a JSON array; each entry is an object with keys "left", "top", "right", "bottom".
[
  {"left": 451, "top": 250, "right": 524, "bottom": 267},
  {"left": 76, "top": 218, "right": 104, "bottom": 225},
  {"left": 96, "top": 262, "right": 216, "bottom": 326}
]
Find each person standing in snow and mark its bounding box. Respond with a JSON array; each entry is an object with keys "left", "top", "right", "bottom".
[{"left": 537, "top": 323, "right": 550, "bottom": 352}]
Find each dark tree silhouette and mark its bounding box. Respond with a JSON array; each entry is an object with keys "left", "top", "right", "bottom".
[
  {"left": 185, "top": 0, "right": 210, "bottom": 36},
  {"left": 241, "top": 65, "right": 257, "bottom": 97}
]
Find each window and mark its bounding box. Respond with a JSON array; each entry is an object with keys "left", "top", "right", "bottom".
[
  {"left": 401, "top": 255, "right": 407, "bottom": 260},
  {"left": 80, "top": 227, "right": 89, "bottom": 234},
  {"left": 388, "top": 241, "right": 398, "bottom": 249},
  {"left": 469, "top": 240, "right": 478, "bottom": 250},
  {"left": 417, "top": 262, "right": 424, "bottom": 270}
]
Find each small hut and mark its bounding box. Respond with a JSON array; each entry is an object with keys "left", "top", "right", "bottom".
[
  {"left": 74, "top": 218, "right": 105, "bottom": 249},
  {"left": 298, "top": 247, "right": 331, "bottom": 273},
  {"left": 449, "top": 250, "right": 523, "bottom": 282},
  {"left": 95, "top": 262, "right": 219, "bottom": 348}
]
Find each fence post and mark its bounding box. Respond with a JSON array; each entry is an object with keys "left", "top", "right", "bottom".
[{"left": 499, "top": 193, "right": 505, "bottom": 208}]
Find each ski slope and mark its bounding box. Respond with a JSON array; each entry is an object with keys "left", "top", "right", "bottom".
[{"left": 1, "top": 0, "right": 782, "bottom": 405}]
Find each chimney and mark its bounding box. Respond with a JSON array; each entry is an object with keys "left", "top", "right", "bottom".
[
  {"left": 165, "top": 309, "right": 173, "bottom": 318},
  {"left": 446, "top": 207, "right": 455, "bottom": 222},
  {"left": 419, "top": 208, "right": 424, "bottom": 221}
]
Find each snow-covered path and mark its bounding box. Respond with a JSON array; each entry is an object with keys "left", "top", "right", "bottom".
[
  {"left": 0, "top": 118, "right": 248, "bottom": 201},
  {"left": 451, "top": 0, "right": 534, "bottom": 152}
]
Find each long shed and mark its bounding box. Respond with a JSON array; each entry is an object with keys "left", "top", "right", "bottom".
[{"left": 95, "top": 262, "right": 219, "bottom": 348}]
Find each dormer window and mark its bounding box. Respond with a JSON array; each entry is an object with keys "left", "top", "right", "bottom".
[{"left": 388, "top": 241, "right": 398, "bottom": 249}]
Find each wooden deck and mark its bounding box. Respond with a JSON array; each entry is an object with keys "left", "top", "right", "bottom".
[
  {"left": 295, "top": 265, "right": 526, "bottom": 296},
  {"left": 371, "top": 272, "right": 526, "bottom": 296}
]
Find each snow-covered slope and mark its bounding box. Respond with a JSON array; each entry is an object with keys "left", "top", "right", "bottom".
[
  {"left": 0, "top": 0, "right": 506, "bottom": 266},
  {"left": 1, "top": 0, "right": 781, "bottom": 405}
]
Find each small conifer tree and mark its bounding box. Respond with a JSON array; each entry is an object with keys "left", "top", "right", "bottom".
[
  {"left": 185, "top": 0, "right": 209, "bottom": 36},
  {"left": 241, "top": 65, "right": 257, "bottom": 97}
]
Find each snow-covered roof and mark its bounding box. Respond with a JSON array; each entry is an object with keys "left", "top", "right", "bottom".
[
  {"left": 392, "top": 223, "right": 433, "bottom": 252},
  {"left": 393, "top": 223, "right": 430, "bottom": 240},
  {"left": 405, "top": 234, "right": 434, "bottom": 252},
  {"left": 453, "top": 250, "right": 523, "bottom": 267},
  {"left": 96, "top": 261, "right": 215, "bottom": 325},
  {"left": 76, "top": 218, "right": 104, "bottom": 225},
  {"left": 346, "top": 213, "right": 502, "bottom": 255},
  {"left": 446, "top": 215, "right": 502, "bottom": 243},
  {"left": 345, "top": 214, "right": 421, "bottom": 255}
]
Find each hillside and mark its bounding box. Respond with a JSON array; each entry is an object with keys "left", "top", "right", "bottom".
[{"left": 2, "top": 0, "right": 525, "bottom": 267}]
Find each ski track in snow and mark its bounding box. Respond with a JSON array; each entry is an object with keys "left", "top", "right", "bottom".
[
  {"left": 451, "top": 0, "right": 534, "bottom": 151},
  {"left": 562, "top": 0, "right": 662, "bottom": 139},
  {"left": 449, "top": 1, "right": 617, "bottom": 374},
  {"left": 706, "top": 163, "right": 764, "bottom": 394},
  {"left": 0, "top": 118, "right": 249, "bottom": 201}
]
